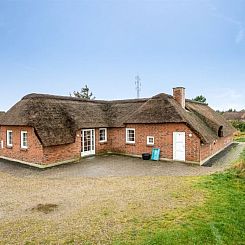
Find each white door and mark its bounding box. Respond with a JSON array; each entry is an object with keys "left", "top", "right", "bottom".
[
  {"left": 81, "top": 129, "right": 95, "bottom": 157},
  {"left": 173, "top": 132, "right": 185, "bottom": 161}
]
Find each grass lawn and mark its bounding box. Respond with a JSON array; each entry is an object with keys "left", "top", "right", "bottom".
[
  {"left": 235, "top": 137, "right": 245, "bottom": 142},
  {"left": 0, "top": 150, "right": 244, "bottom": 244},
  {"left": 113, "top": 151, "right": 245, "bottom": 244},
  {"left": 116, "top": 170, "right": 245, "bottom": 245}
]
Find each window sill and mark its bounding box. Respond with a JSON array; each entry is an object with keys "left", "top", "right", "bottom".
[
  {"left": 126, "top": 142, "right": 135, "bottom": 145},
  {"left": 20, "top": 148, "right": 28, "bottom": 151},
  {"left": 146, "top": 144, "right": 154, "bottom": 147},
  {"left": 6, "top": 146, "right": 13, "bottom": 149},
  {"left": 99, "top": 141, "right": 107, "bottom": 144}
]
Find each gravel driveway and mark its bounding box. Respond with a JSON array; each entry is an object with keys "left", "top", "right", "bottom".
[
  {"left": 0, "top": 143, "right": 244, "bottom": 244},
  {"left": 0, "top": 143, "right": 244, "bottom": 178}
]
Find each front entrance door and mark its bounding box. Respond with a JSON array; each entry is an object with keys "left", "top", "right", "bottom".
[
  {"left": 81, "top": 129, "right": 95, "bottom": 157},
  {"left": 173, "top": 132, "right": 185, "bottom": 161}
]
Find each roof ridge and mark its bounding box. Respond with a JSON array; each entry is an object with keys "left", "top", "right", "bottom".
[
  {"left": 22, "top": 93, "right": 107, "bottom": 103},
  {"left": 22, "top": 93, "right": 149, "bottom": 104}
]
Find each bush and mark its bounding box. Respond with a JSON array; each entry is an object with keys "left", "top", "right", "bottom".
[{"left": 231, "top": 120, "right": 245, "bottom": 132}]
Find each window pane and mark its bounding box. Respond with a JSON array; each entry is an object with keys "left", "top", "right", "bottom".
[
  {"left": 21, "top": 132, "right": 28, "bottom": 147},
  {"left": 9, "top": 132, "right": 13, "bottom": 144},
  {"left": 147, "top": 136, "right": 154, "bottom": 145},
  {"left": 127, "top": 129, "right": 135, "bottom": 142},
  {"left": 7, "top": 131, "right": 13, "bottom": 146},
  {"left": 100, "top": 129, "right": 106, "bottom": 141}
]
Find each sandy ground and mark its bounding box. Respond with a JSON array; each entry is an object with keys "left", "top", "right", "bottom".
[
  {"left": 0, "top": 143, "right": 244, "bottom": 244},
  {"left": 0, "top": 173, "right": 206, "bottom": 244}
]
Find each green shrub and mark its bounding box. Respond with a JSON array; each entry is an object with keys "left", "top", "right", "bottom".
[{"left": 231, "top": 120, "right": 245, "bottom": 132}]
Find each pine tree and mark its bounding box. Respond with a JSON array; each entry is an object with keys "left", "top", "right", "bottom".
[
  {"left": 192, "top": 95, "right": 207, "bottom": 103},
  {"left": 71, "top": 85, "right": 95, "bottom": 99}
]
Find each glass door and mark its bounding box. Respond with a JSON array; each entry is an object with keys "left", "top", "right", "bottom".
[{"left": 81, "top": 129, "right": 95, "bottom": 156}]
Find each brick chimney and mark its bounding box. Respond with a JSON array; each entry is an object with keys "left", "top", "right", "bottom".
[{"left": 173, "top": 87, "right": 185, "bottom": 108}]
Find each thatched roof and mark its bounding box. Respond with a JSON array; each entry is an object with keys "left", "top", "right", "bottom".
[
  {"left": 0, "top": 93, "right": 235, "bottom": 146},
  {"left": 0, "top": 111, "right": 5, "bottom": 124},
  {"left": 184, "top": 100, "right": 235, "bottom": 143},
  {"left": 223, "top": 111, "right": 245, "bottom": 121}
]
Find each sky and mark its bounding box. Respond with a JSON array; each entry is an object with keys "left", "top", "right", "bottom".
[{"left": 0, "top": 0, "right": 245, "bottom": 112}]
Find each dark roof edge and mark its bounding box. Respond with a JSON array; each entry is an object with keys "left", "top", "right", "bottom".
[
  {"left": 21, "top": 93, "right": 208, "bottom": 105},
  {"left": 22, "top": 93, "right": 149, "bottom": 104}
]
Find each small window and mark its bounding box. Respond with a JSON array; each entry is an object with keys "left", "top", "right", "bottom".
[
  {"left": 21, "top": 131, "right": 28, "bottom": 149},
  {"left": 99, "top": 128, "right": 107, "bottom": 142},
  {"left": 147, "top": 136, "right": 154, "bottom": 145},
  {"left": 126, "top": 128, "right": 135, "bottom": 144},
  {"left": 218, "top": 126, "right": 224, "bottom": 137},
  {"left": 6, "top": 130, "right": 13, "bottom": 147}
]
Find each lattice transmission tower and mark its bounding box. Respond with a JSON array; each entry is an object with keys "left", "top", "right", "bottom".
[{"left": 135, "top": 75, "right": 141, "bottom": 98}]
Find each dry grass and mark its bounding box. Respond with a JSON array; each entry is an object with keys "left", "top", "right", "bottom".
[
  {"left": 0, "top": 171, "right": 205, "bottom": 244},
  {"left": 232, "top": 148, "right": 245, "bottom": 178}
]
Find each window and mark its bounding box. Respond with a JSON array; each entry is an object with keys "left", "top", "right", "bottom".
[
  {"left": 6, "top": 130, "right": 13, "bottom": 147},
  {"left": 147, "top": 136, "right": 154, "bottom": 145},
  {"left": 126, "top": 128, "right": 135, "bottom": 144},
  {"left": 99, "top": 128, "right": 107, "bottom": 142},
  {"left": 21, "top": 131, "right": 28, "bottom": 149},
  {"left": 218, "top": 126, "right": 224, "bottom": 137}
]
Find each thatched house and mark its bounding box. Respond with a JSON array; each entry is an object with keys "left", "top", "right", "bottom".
[
  {"left": 0, "top": 87, "right": 235, "bottom": 168},
  {"left": 223, "top": 111, "right": 245, "bottom": 122}
]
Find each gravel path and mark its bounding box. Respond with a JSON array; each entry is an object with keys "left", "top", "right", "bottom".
[{"left": 203, "top": 143, "right": 244, "bottom": 168}]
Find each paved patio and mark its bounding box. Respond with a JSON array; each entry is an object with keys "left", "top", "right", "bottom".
[{"left": 0, "top": 143, "right": 243, "bottom": 178}]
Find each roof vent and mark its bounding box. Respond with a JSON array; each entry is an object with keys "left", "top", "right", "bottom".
[{"left": 173, "top": 87, "right": 185, "bottom": 108}]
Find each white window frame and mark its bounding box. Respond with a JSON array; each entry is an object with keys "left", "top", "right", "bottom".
[
  {"left": 99, "top": 128, "right": 107, "bottom": 143},
  {"left": 6, "top": 130, "right": 13, "bottom": 147},
  {"left": 126, "top": 128, "right": 135, "bottom": 144},
  {"left": 147, "top": 136, "right": 154, "bottom": 146},
  {"left": 21, "top": 131, "right": 28, "bottom": 149}
]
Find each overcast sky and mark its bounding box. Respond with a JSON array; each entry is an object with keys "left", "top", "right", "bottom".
[{"left": 0, "top": 0, "right": 244, "bottom": 111}]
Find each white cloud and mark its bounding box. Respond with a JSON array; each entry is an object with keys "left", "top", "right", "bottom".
[
  {"left": 235, "top": 26, "right": 244, "bottom": 44},
  {"left": 207, "top": 2, "right": 245, "bottom": 44},
  {"left": 215, "top": 88, "right": 242, "bottom": 99}
]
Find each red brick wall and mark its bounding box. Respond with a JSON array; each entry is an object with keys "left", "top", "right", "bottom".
[
  {"left": 0, "top": 127, "right": 82, "bottom": 165},
  {"left": 108, "top": 123, "right": 201, "bottom": 162},
  {"left": 42, "top": 131, "right": 81, "bottom": 164},
  {"left": 0, "top": 124, "right": 233, "bottom": 166},
  {"left": 0, "top": 127, "right": 112, "bottom": 165},
  {"left": 42, "top": 128, "right": 111, "bottom": 164},
  {"left": 95, "top": 128, "right": 110, "bottom": 154},
  {"left": 200, "top": 135, "right": 233, "bottom": 161},
  {"left": 0, "top": 126, "right": 43, "bottom": 163}
]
